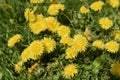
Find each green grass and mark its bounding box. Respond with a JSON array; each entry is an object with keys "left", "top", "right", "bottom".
[{"left": 0, "top": 0, "right": 120, "bottom": 80}]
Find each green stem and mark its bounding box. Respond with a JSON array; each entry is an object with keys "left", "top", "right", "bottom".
[
  {"left": 61, "top": 12, "right": 75, "bottom": 30},
  {"left": 5, "top": 54, "right": 15, "bottom": 65}
]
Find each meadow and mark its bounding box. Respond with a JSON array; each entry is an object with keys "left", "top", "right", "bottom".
[{"left": 0, "top": 0, "right": 120, "bottom": 80}]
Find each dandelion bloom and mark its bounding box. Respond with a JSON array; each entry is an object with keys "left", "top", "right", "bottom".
[
  {"left": 29, "top": 11, "right": 36, "bottom": 22},
  {"left": 24, "top": 8, "right": 30, "bottom": 21},
  {"left": 60, "top": 36, "right": 72, "bottom": 46},
  {"left": 105, "top": 41, "right": 119, "bottom": 53},
  {"left": 42, "top": 37, "right": 56, "bottom": 53},
  {"left": 29, "top": 40, "right": 44, "bottom": 60},
  {"left": 14, "top": 61, "right": 24, "bottom": 73},
  {"left": 21, "top": 47, "right": 31, "bottom": 62},
  {"left": 63, "top": 64, "right": 78, "bottom": 79},
  {"left": 8, "top": 34, "right": 22, "bottom": 47},
  {"left": 48, "top": 4, "right": 65, "bottom": 15},
  {"left": 80, "top": 5, "right": 89, "bottom": 14},
  {"left": 99, "top": 17, "right": 113, "bottom": 30},
  {"left": 111, "top": 61, "right": 120, "bottom": 77},
  {"left": 92, "top": 40, "right": 104, "bottom": 49},
  {"left": 29, "top": 20, "right": 47, "bottom": 34},
  {"left": 65, "top": 47, "right": 78, "bottom": 59},
  {"left": 36, "top": 14, "right": 44, "bottom": 21},
  {"left": 108, "top": 0, "right": 119, "bottom": 8},
  {"left": 113, "top": 29, "right": 120, "bottom": 40},
  {"left": 45, "top": 17, "right": 60, "bottom": 33},
  {"left": 71, "top": 34, "right": 88, "bottom": 52},
  {"left": 90, "top": 1, "right": 104, "bottom": 11},
  {"left": 30, "top": 0, "right": 44, "bottom": 3},
  {"left": 24, "top": 8, "right": 36, "bottom": 22},
  {"left": 57, "top": 25, "right": 70, "bottom": 37}
]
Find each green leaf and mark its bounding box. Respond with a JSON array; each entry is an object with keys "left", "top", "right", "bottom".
[{"left": 0, "top": 72, "right": 2, "bottom": 80}]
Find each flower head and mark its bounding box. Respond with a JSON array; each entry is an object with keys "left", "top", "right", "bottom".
[
  {"left": 60, "top": 36, "right": 72, "bottom": 46},
  {"left": 108, "top": 0, "right": 119, "bottom": 8},
  {"left": 63, "top": 64, "right": 78, "bottom": 79},
  {"left": 29, "top": 20, "right": 47, "bottom": 34},
  {"left": 36, "top": 14, "right": 44, "bottom": 21},
  {"left": 99, "top": 17, "right": 113, "bottom": 30},
  {"left": 24, "top": 8, "right": 30, "bottom": 21},
  {"left": 8, "top": 34, "right": 22, "bottom": 47},
  {"left": 45, "top": 17, "right": 60, "bottom": 33},
  {"left": 105, "top": 41, "right": 119, "bottom": 53},
  {"left": 21, "top": 47, "right": 31, "bottom": 62},
  {"left": 30, "top": 0, "right": 44, "bottom": 3},
  {"left": 80, "top": 5, "right": 89, "bottom": 14},
  {"left": 113, "top": 29, "right": 120, "bottom": 40},
  {"left": 111, "top": 61, "right": 120, "bottom": 77},
  {"left": 24, "top": 8, "right": 36, "bottom": 22},
  {"left": 65, "top": 47, "right": 78, "bottom": 59},
  {"left": 71, "top": 34, "right": 88, "bottom": 52},
  {"left": 42, "top": 37, "right": 56, "bottom": 53},
  {"left": 92, "top": 40, "right": 104, "bottom": 49},
  {"left": 29, "top": 11, "right": 36, "bottom": 22},
  {"left": 48, "top": 4, "right": 65, "bottom": 15},
  {"left": 29, "top": 40, "right": 44, "bottom": 60},
  {"left": 14, "top": 61, "right": 24, "bottom": 73},
  {"left": 57, "top": 25, "right": 70, "bottom": 37},
  {"left": 90, "top": 1, "right": 104, "bottom": 11}
]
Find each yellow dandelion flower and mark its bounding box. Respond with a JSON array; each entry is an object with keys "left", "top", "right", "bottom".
[
  {"left": 108, "top": 0, "right": 119, "bottom": 8},
  {"left": 99, "top": 17, "right": 113, "bottom": 30},
  {"left": 105, "top": 41, "right": 119, "bottom": 53},
  {"left": 48, "top": 4, "right": 58, "bottom": 15},
  {"left": 71, "top": 34, "right": 88, "bottom": 52},
  {"left": 30, "top": 0, "right": 44, "bottom": 3},
  {"left": 42, "top": 37, "right": 56, "bottom": 53},
  {"left": 8, "top": 34, "right": 22, "bottom": 47},
  {"left": 29, "top": 40, "right": 44, "bottom": 60},
  {"left": 113, "top": 29, "right": 120, "bottom": 40},
  {"left": 21, "top": 47, "right": 31, "bottom": 62},
  {"left": 80, "top": 5, "right": 89, "bottom": 14},
  {"left": 57, "top": 25, "right": 70, "bottom": 37},
  {"left": 24, "top": 8, "right": 30, "bottom": 21},
  {"left": 28, "top": 21, "right": 33, "bottom": 28},
  {"left": 111, "top": 61, "right": 120, "bottom": 77},
  {"left": 92, "top": 40, "right": 104, "bottom": 49},
  {"left": 90, "top": 1, "right": 104, "bottom": 11},
  {"left": 65, "top": 47, "right": 78, "bottom": 59},
  {"left": 48, "top": 4, "right": 65, "bottom": 15},
  {"left": 29, "top": 20, "right": 47, "bottom": 34},
  {"left": 24, "top": 8, "right": 36, "bottom": 22},
  {"left": 14, "top": 61, "right": 24, "bottom": 73},
  {"left": 29, "top": 11, "right": 36, "bottom": 22},
  {"left": 60, "top": 36, "right": 72, "bottom": 46},
  {"left": 45, "top": 17, "right": 60, "bottom": 33},
  {"left": 63, "top": 64, "right": 78, "bottom": 79},
  {"left": 36, "top": 14, "right": 44, "bottom": 21}
]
